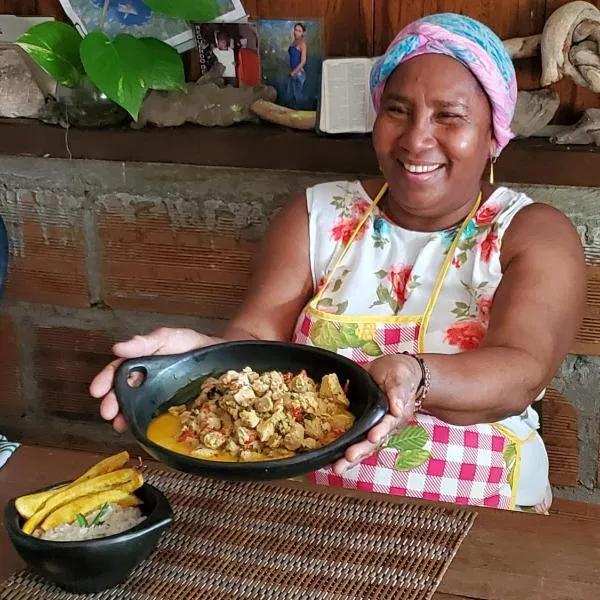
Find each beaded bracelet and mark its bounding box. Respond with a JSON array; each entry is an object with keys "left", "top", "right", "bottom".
[{"left": 402, "top": 352, "right": 431, "bottom": 412}]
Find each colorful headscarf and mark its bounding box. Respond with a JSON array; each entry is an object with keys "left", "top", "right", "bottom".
[{"left": 370, "top": 13, "right": 517, "bottom": 156}]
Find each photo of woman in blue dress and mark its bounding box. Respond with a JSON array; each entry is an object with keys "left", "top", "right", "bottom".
[
  {"left": 257, "top": 18, "right": 323, "bottom": 111},
  {"left": 288, "top": 23, "right": 308, "bottom": 108}
]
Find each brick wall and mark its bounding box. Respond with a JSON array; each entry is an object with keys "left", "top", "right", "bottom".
[
  {"left": 0, "top": 157, "right": 599, "bottom": 503},
  {"left": 0, "top": 157, "right": 333, "bottom": 452}
]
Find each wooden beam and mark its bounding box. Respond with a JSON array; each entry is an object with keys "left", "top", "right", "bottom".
[{"left": 1, "top": 119, "right": 600, "bottom": 187}]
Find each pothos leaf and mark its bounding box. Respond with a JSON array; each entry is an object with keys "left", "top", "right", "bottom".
[
  {"left": 143, "top": 0, "right": 220, "bottom": 22},
  {"left": 80, "top": 32, "right": 149, "bottom": 119},
  {"left": 138, "top": 37, "right": 185, "bottom": 92},
  {"left": 17, "top": 21, "right": 84, "bottom": 87},
  {"left": 80, "top": 32, "right": 185, "bottom": 120}
]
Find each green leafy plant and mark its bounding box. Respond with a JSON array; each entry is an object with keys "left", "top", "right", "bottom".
[{"left": 16, "top": 0, "right": 221, "bottom": 121}]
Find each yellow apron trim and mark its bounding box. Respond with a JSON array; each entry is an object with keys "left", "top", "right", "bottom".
[
  {"left": 491, "top": 424, "right": 537, "bottom": 511},
  {"left": 416, "top": 193, "right": 482, "bottom": 353},
  {"left": 509, "top": 442, "right": 521, "bottom": 510},
  {"left": 492, "top": 424, "right": 537, "bottom": 445},
  {"left": 311, "top": 183, "right": 482, "bottom": 344},
  {"left": 306, "top": 304, "right": 422, "bottom": 325},
  {"left": 313, "top": 182, "right": 389, "bottom": 305}
]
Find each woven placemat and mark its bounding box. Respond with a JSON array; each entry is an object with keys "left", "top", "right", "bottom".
[{"left": 1, "top": 468, "right": 477, "bottom": 600}]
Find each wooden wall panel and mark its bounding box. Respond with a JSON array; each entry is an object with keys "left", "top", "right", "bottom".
[
  {"left": 374, "top": 0, "right": 546, "bottom": 51},
  {"left": 0, "top": 1, "right": 64, "bottom": 17},
  {"left": 244, "top": 0, "right": 374, "bottom": 56},
  {"left": 374, "top": 0, "right": 546, "bottom": 92}
]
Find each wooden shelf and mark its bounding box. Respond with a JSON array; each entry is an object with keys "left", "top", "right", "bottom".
[{"left": 0, "top": 118, "right": 599, "bottom": 187}]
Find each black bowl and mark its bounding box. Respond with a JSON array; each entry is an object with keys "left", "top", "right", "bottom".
[
  {"left": 5, "top": 482, "right": 173, "bottom": 593},
  {"left": 114, "top": 340, "right": 388, "bottom": 481}
]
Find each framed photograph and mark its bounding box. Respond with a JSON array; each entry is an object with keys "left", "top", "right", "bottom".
[
  {"left": 193, "top": 22, "right": 260, "bottom": 87},
  {"left": 256, "top": 18, "right": 324, "bottom": 111},
  {"left": 57, "top": 0, "right": 248, "bottom": 53}
]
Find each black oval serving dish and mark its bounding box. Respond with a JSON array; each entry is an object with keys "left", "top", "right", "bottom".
[
  {"left": 114, "top": 340, "right": 388, "bottom": 481},
  {"left": 5, "top": 482, "right": 172, "bottom": 593}
]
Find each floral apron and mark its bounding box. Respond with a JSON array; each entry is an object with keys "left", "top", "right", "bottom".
[{"left": 293, "top": 184, "right": 531, "bottom": 510}]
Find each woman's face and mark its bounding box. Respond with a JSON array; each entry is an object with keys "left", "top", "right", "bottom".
[
  {"left": 294, "top": 25, "right": 305, "bottom": 40},
  {"left": 372, "top": 54, "right": 493, "bottom": 218}
]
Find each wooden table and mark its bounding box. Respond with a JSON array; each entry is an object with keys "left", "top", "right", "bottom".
[{"left": 1, "top": 445, "right": 599, "bottom": 600}]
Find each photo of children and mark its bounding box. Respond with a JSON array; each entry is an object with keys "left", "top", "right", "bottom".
[
  {"left": 193, "top": 22, "right": 260, "bottom": 87},
  {"left": 256, "top": 19, "right": 324, "bottom": 111}
]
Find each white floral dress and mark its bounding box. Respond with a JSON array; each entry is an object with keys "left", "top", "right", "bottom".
[{"left": 292, "top": 180, "right": 551, "bottom": 512}]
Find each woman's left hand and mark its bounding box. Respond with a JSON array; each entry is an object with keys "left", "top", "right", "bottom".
[{"left": 331, "top": 354, "right": 422, "bottom": 475}]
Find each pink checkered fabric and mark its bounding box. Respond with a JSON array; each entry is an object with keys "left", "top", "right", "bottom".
[
  {"left": 308, "top": 415, "right": 512, "bottom": 509},
  {"left": 292, "top": 308, "right": 514, "bottom": 509}
]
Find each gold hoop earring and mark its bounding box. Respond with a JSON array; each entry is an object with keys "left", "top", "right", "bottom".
[{"left": 489, "top": 157, "right": 496, "bottom": 185}]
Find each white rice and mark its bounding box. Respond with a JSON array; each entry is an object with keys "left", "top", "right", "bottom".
[{"left": 35, "top": 503, "right": 146, "bottom": 542}]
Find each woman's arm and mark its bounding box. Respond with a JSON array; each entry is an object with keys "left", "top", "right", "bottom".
[
  {"left": 335, "top": 203, "right": 586, "bottom": 473},
  {"left": 223, "top": 192, "right": 313, "bottom": 341},
  {"left": 419, "top": 203, "right": 586, "bottom": 425},
  {"left": 291, "top": 43, "right": 307, "bottom": 77},
  {"left": 93, "top": 193, "right": 312, "bottom": 432}
]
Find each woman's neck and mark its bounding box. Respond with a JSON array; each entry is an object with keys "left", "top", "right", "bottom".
[{"left": 371, "top": 180, "right": 494, "bottom": 232}]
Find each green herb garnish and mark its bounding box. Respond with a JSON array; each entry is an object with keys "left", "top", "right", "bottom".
[
  {"left": 89, "top": 503, "right": 109, "bottom": 527},
  {"left": 75, "top": 503, "right": 109, "bottom": 528}
]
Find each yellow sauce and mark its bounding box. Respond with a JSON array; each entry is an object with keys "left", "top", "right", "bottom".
[{"left": 147, "top": 413, "right": 236, "bottom": 462}]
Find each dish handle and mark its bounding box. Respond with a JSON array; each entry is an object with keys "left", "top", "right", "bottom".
[{"left": 114, "top": 354, "right": 186, "bottom": 415}]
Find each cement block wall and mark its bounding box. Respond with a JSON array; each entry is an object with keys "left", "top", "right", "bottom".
[{"left": 0, "top": 156, "right": 598, "bottom": 503}]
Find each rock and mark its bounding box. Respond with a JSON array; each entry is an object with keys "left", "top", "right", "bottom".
[
  {"left": 551, "top": 108, "right": 600, "bottom": 145},
  {"left": 511, "top": 89, "right": 561, "bottom": 138},
  {"left": 133, "top": 63, "right": 277, "bottom": 129},
  {"left": 0, "top": 46, "right": 47, "bottom": 118}
]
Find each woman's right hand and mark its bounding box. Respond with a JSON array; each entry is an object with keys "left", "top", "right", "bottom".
[{"left": 90, "top": 328, "right": 223, "bottom": 432}]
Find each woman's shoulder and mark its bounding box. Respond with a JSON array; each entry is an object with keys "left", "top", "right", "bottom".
[
  {"left": 475, "top": 186, "right": 534, "bottom": 227},
  {"left": 498, "top": 190, "right": 584, "bottom": 267},
  {"left": 306, "top": 180, "right": 374, "bottom": 212}
]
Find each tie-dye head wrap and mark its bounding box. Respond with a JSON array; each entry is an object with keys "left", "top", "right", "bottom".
[{"left": 370, "top": 13, "right": 517, "bottom": 156}]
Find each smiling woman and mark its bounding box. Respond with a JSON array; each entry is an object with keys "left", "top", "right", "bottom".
[{"left": 91, "top": 13, "right": 586, "bottom": 514}]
